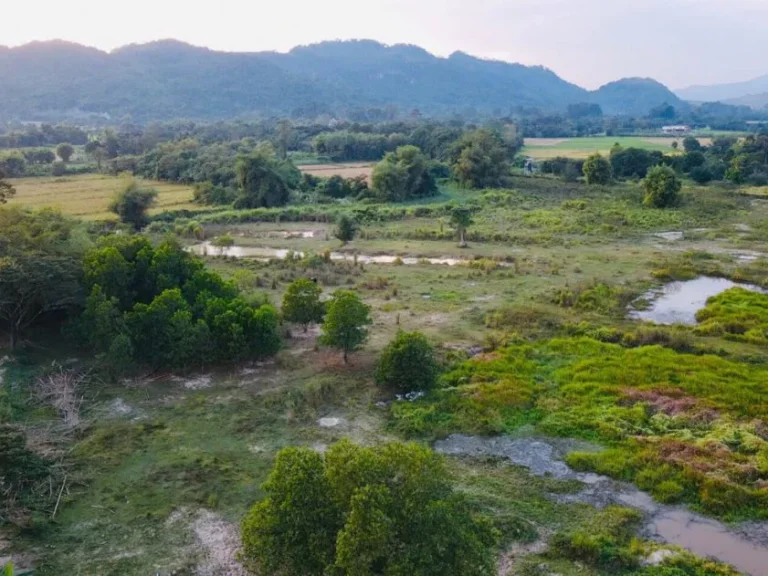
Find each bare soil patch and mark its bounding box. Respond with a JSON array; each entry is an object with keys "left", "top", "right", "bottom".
[{"left": 299, "top": 163, "right": 374, "bottom": 183}]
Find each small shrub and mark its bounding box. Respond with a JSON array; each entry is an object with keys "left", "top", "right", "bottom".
[{"left": 375, "top": 331, "right": 440, "bottom": 394}]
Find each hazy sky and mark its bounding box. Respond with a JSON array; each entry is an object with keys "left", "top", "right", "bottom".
[{"left": 5, "top": 0, "right": 767, "bottom": 89}]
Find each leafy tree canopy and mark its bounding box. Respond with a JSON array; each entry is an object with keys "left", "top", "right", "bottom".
[
  {"left": 235, "top": 144, "right": 300, "bottom": 209},
  {"left": 241, "top": 440, "right": 497, "bottom": 576},
  {"left": 282, "top": 278, "right": 324, "bottom": 332},
  {"left": 375, "top": 330, "right": 441, "bottom": 394},
  {"left": 320, "top": 290, "right": 371, "bottom": 362},
  {"left": 55, "top": 142, "right": 74, "bottom": 162},
  {"left": 109, "top": 175, "right": 158, "bottom": 229},
  {"left": 371, "top": 145, "right": 436, "bottom": 202},
  {"left": 334, "top": 215, "right": 358, "bottom": 245},
  {"left": 450, "top": 129, "right": 511, "bottom": 189},
  {"left": 583, "top": 153, "right": 613, "bottom": 185},
  {"left": 643, "top": 165, "right": 682, "bottom": 208}
]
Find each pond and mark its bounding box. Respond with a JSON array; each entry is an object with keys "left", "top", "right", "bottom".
[
  {"left": 188, "top": 242, "right": 481, "bottom": 267},
  {"left": 630, "top": 277, "right": 766, "bottom": 325}
]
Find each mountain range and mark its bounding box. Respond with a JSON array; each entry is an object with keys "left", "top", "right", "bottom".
[
  {"left": 0, "top": 39, "right": 686, "bottom": 122},
  {"left": 677, "top": 75, "right": 768, "bottom": 109}
]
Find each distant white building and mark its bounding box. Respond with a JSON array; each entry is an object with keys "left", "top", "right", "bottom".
[{"left": 661, "top": 125, "right": 691, "bottom": 135}]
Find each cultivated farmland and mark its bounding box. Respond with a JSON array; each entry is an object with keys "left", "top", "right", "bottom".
[
  {"left": 299, "top": 162, "right": 375, "bottom": 183},
  {"left": 7, "top": 174, "right": 199, "bottom": 219},
  {"left": 522, "top": 136, "right": 710, "bottom": 159}
]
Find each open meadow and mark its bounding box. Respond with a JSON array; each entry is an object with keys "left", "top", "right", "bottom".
[{"left": 7, "top": 174, "right": 198, "bottom": 219}]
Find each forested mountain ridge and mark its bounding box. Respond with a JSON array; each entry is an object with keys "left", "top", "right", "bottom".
[{"left": 0, "top": 39, "right": 682, "bottom": 121}]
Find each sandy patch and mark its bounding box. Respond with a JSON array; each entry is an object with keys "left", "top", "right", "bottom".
[
  {"left": 106, "top": 398, "right": 143, "bottom": 420},
  {"left": 175, "top": 374, "right": 213, "bottom": 390},
  {"left": 318, "top": 417, "right": 344, "bottom": 428},
  {"left": 166, "top": 508, "right": 245, "bottom": 576},
  {"left": 193, "top": 510, "right": 246, "bottom": 576}
]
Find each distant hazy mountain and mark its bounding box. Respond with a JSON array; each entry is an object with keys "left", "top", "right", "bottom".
[
  {"left": 591, "top": 78, "right": 684, "bottom": 116},
  {"left": 724, "top": 92, "right": 768, "bottom": 110},
  {"left": 677, "top": 75, "right": 768, "bottom": 103},
  {"left": 0, "top": 39, "right": 683, "bottom": 122}
]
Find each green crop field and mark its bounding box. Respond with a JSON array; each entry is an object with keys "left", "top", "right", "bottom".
[
  {"left": 7, "top": 174, "right": 200, "bottom": 219},
  {"left": 522, "top": 136, "right": 697, "bottom": 159}
]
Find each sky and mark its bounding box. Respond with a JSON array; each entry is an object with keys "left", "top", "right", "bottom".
[{"left": 4, "top": 0, "right": 767, "bottom": 90}]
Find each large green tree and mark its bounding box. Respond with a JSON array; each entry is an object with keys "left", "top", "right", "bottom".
[
  {"left": 235, "top": 146, "right": 299, "bottom": 209},
  {"left": 320, "top": 290, "right": 371, "bottom": 363},
  {"left": 371, "top": 145, "right": 436, "bottom": 202},
  {"left": 375, "top": 331, "right": 440, "bottom": 394},
  {"left": 55, "top": 142, "right": 74, "bottom": 163},
  {"left": 334, "top": 215, "right": 358, "bottom": 245},
  {"left": 109, "top": 176, "right": 158, "bottom": 229},
  {"left": 241, "top": 440, "right": 497, "bottom": 576},
  {"left": 282, "top": 278, "right": 324, "bottom": 332},
  {"left": 643, "top": 165, "right": 682, "bottom": 208},
  {"left": 683, "top": 136, "right": 702, "bottom": 153},
  {"left": 583, "top": 153, "right": 613, "bottom": 185},
  {"left": 450, "top": 129, "right": 510, "bottom": 189}
]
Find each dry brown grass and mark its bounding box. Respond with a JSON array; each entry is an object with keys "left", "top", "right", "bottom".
[
  {"left": 299, "top": 163, "right": 374, "bottom": 183},
  {"left": 8, "top": 174, "right": 199, "bottom": 220}
]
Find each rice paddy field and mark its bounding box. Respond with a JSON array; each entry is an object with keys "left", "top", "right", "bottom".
[{"left": 7, "top": 174, "right": 199, "bottom": 219}]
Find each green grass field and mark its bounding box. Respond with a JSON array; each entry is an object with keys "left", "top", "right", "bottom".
[
  {"left": 7, "top": 174, "right": 199, "bottom": 219},
  {"left": 522, "top": 136, "right": 693, "bottom": 160}
]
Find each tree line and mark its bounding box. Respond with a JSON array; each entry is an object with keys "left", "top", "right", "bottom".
[{"left": 542, "top": 131, "right": 768, "bottom": 190}]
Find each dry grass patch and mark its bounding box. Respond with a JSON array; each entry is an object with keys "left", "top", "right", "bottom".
[
  {"left": 8, "top": 174, "right": 198, "bottom": 219},
  {"left": 299, "top": 163, "right": 374, "bottom": 183}
]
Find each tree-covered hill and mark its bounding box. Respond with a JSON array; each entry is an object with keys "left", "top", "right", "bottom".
[{"left": 0, "top": 39, "right": 683, "bottom": 121}]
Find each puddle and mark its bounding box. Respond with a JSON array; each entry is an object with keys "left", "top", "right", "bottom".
[
  {"left": 174, "top": 374, "right": 212, "bottom": 390},
  {"left": 188, "top": 242, "right": 481, "bottom": 266},
  {"left": 630, "top": 277, "right": 767, "bottom": 325},
  {"left": 434, "top": 434, "right": 768, "bottom": 575}
]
